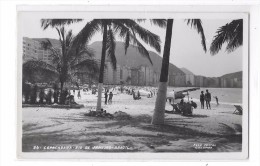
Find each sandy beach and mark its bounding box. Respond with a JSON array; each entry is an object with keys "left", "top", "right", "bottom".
[{"left": 22, "top": 90, "right": 242, "bottom": 152}]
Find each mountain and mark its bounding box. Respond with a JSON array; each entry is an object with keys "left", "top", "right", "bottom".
[
  {"left": 180, "top": 68, "right": 194, "bottom": 75},
  {"left": 220, "top": 71, "right": 242, "bottom": 79},
  {"left": 89, "top": 41, "right": 184, "bottom": 75}
]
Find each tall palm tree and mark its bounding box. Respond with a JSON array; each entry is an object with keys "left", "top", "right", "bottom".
[
  {"left": 152, "top": 19, "right": 207, "bottom": 125},
  {"left": 210, "top": 19, "right": 243, "bottom": 55},
  {"left": 23, "top": 27, "right": 99, "bottom": 91},
  {"left": 42, "top": 19, "right": 163, "bottom": 111}
]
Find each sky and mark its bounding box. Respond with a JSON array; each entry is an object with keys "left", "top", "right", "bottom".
[{"left": 20, "top": 13, "right": 243, "bottom": 77}]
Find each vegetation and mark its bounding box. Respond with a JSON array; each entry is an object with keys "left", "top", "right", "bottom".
[
  {"left": 42, "top": 19, "right": 164, "bottom": 111},
  {"left": 210, "top": 19, "right": 243, "bottom": 55},
  {"left": 152, "top": 19, "right": 207, "bottom": 125},
  {"left": 23, "top": 25, "right": 99, "bottom": 91}
]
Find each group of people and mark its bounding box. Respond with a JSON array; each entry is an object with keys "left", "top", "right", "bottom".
[
  {"left": 200, "top": 89, "right": 219, "bottom": 109},
  {"left": 104, "top": 90, "right": 114, "bottom": 105}
]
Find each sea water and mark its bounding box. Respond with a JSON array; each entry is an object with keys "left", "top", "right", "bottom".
[{"left": 168, "top": 87, "right": 242, "bottom": 105}]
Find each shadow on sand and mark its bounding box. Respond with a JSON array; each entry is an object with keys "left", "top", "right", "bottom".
[{"left": 22, "top": 113, "right": 242, "bottom": 152}]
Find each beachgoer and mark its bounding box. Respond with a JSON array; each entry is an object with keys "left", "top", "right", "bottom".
[
  {"left": 39, "top": 89, "right": 45, "bottom": 104},
  {"left": 47, "top": 89, "right": 53, "bottom": 104},
  {"left": 200, "top": 91, "right": 205, "bottom": 109},
  {"left": 108, "top": 92, "right": 113, "bottom": 104},
  {"left": 30, "top": 85, "right": 38, "bottom": 104},
  {"left": 77, "top": 90, "right": 81, "bottom": 99},
  {"left": 205, "top": 89, "right": 211, "bottom": 109},
  {"left": 53, "top": 90, "right": 58, "bottom": 103},
  {"left": 104, "top": 91, "right": 108, "bottom": 105},
  {"left": 214, "top": 96, "right": 219, "bottom": 105}
]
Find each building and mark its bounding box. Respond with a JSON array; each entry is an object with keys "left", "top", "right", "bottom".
[
  {"left": 181, "top": 68, "right": 195, "bottom": 86},
  {"left": 168, "top": 74, "right": 186, "bottom": 87},
  {"left": 23, "top": 37, "right": 61, "bottom": 64},
  {"left": 194, "top": 75, "right": 204, "bottom": 87}
]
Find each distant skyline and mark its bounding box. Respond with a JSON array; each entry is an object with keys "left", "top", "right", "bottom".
[{"left": 20, "top": 13, "right": 243, "bottom": 77}]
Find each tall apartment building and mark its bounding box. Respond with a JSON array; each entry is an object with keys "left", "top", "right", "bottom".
[
  {"left": 23, "top": 37, "right": 60, "bottom": 64},
  {"left": 168, "top": 74, "right": 186, "bottom": 87}
]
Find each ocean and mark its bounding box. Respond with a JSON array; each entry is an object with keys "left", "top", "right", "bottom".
[{"left": 168, "top": 87, "right": 242, "bottom": 105}]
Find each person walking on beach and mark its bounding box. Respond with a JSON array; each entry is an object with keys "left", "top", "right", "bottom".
[
  {"left": 205, "top": 89, "right": 211, "bottom": 109},
  {"left": 200, "top": 91, "right": 205, "bottom": 109},
  {"left": 108, "top": 92, "right": 113, "bottom": 104},
  {"left": 104, "top": 90, "right": 108, "bottom": 105}
]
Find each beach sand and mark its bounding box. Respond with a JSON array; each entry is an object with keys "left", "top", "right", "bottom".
[{"left": 22, "top": 91, "right": 242, "bottom": 152}]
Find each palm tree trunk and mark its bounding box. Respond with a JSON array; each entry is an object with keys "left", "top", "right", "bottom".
[
  {"left": 96, "top": 23, "right": 108, "bottom": 112},
  {"left": 152, "top": 19, "right": 173, "bottom": 125},
  {"left": 60, "top": 81, "right": 64, "bottom": 92}
]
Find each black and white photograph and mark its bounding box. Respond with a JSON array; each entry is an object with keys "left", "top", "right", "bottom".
[{"left": 17, "top": 9, "right": 249, "bottom": 159}]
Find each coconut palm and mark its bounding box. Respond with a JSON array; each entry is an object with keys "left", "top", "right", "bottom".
[
  {"left": 42, "top": 19, "right": 163, "bottom": 111},
  {"left": 210, "top": 19, "right": 243, "bottom": 55},
  {"left": 23, "top": 27, "right": 99, "bottom": 91},
  {"left": 152, "top": 19, "right": 207, "bottom": 125}
]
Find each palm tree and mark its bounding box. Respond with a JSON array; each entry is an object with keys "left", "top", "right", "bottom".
[
  {"left": 210, "top": 19, "right": 243, "bottom": 55},
  {"left": 42, "top": 19, "right": 163, "bottom": 111},
  {"left": 152, "top": 19, "right": 207, "bottom": 125},
  {"left": 23, "top": 26, "right": 99, "bottom": 91}
]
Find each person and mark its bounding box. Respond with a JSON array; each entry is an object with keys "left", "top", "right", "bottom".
[
  {"left": 214, "top": 96, "right": 219, "bottom": 105},
  {"left": 30, "top": 85, "right": 38, "bottom": 104},
  {"left": 53, "top": 90, "right": 58, "bottom": 104},
  {"left": 200, "top": 91, "right": 205, "bottom": 109},
  {"left": 137, "top": 90, "right": 140, "bottom": 99},
  {"left": 205, "top": 89, "right": 211, "bottom": 109},
  {"left": 108, "top": 92, "right": 113, "bottom": 104},
  {"left": 132, "top": 91, "right": 136, "bottom": 100},
  {"left": 46, "top": 89, "right": 53, "bottom": 105},
  {"left": 104, "top": 90, "right": 108, "bottom": 105},
  {"left": 39, "top": 89, "right": 45, "bottom": 104},
  {"left": 73, "top": 89, "right": 75, "bottom": 95},
  {"left": 77, "top": 90, "right": 81, "bottom": 99}
]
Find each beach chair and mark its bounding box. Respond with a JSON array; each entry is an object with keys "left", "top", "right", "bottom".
[{"left": 233, "top": 105, "right": 243, "bottom": 115}]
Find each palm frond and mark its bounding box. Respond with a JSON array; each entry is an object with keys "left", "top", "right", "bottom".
[
  {"left": 124, "top": 31, "right": 130, "bottom": 54},
  {"left": 150, "top": 19, "right": 167, "bottom": 28},
  {"left": 106, "top": 28, "right": 117, "bottom": 70},
  {"left": 23, "top": 60, "right": 57, "bottom": 73},
  {"left": 78, "top": 47, "right": 95, "bottom": 58},
  {"left": 41, "top": 39, "right": 53, "bottom": 50},
  {"left": 72, "top": 58, "right": 100, "bottom": 73},
  {"left": 130, "top": 33, "right": 153, "bottom": 65},
  {"left": 210, "top": 19, "right": 243, "bottom": 55},
  {"left": 113, "top": 20, "right": 153, "bottom": 65},
  {"left": 123, "top": 19, "right": 162, "bottom": 53},
  {"left": 41, "top": 19, "right": 83, "bottom": 30},
  {"left": 70, "top": 19, "right": 102, "bottom": 55},
  {"left": 65, "top": 29, "right": 73, "bottom": 48},
  {"left": 186, "top": 19, "right": 207, "bottom": 52}
]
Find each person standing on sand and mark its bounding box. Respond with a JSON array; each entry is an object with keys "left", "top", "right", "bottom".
[
  {"left": 205, "top": 89, "right": 211, "bottom": 109},
  {"left": 104, "top": 90, "right": 108, "bottom": 105},
  {"left": 200, "top": 91, "right": 205, "bottom": 109},
  {"left": 108, "top": 92, "right": 113, "bottom": 104}
]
